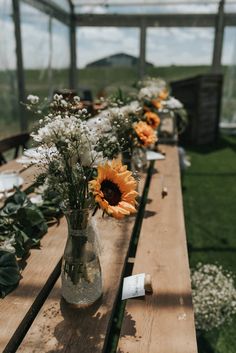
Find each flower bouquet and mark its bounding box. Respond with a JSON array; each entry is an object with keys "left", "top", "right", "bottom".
[
  {"left": 137, "top": 77, "right": 188, "bottom": 141},
  {"left": 102, "top": 98, "right": 157, "bottom": 171},
  {"left": 26, "top": 93, "right": 138, "bottom": 306}
]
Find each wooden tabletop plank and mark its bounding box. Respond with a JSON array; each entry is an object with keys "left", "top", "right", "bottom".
[
  {"left": 0, "top": 160, "right": 67, "bottom": 352},
  {"left": 0, "top": 160, "right": 147, "bottom": 353},
  {"left": 0, "top": 160, "right": 29, "bottom": 173},
  {"left": 118, "top": 146, "right": 198, "bottom": 353},
  {"left": 17, "top": 214, "right": 140, "bottom": 353},
  {"left": 0, "top": 217, "right": 68, "bottom": 352}
]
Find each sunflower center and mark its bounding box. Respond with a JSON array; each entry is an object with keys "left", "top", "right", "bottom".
[{"left": 101, "top": 180, "right": 122, "bottom": 206}]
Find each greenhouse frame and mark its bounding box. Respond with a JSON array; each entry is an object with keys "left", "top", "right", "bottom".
[{"left": 1, "top": 0, "right": 236, "bottom": 132}]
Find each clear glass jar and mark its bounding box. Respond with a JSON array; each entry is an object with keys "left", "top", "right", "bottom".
[
  {"left": 131, "top": 147, "right": 147, "bottom": 172},
  {"left": 61, "top": 208, "right": 102, "bottom": 307}
]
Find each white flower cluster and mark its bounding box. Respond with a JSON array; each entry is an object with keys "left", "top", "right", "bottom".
[
  {"left": 25, "top": 93, "right": 112, "bottom": 208},
  {"left": 33, "top": 117, "right": 101, "bottom": 168},
  {"left": 50, "top": 94, "right": 81, "bottom": 111},
  {"left": 32, "top": 115, "right": 83, "bottom": 144},
  {"left": 191, "top": 263, "right": 236, "bottom": 331},
  {"left": 106, "top": 101, "right": 141, "bottom": 123},
  {"left": 138, "top": 78, "right": 167, "bottom": 100},
  {"left": 86, "top": 110, "right": 121, "bottom": 160},
  {"left": 164, "top": 97, "right": 183, "bottom": 110},
  {"left": 27, "top": 94, "right": 39, "bottom": 104},
  {"left": 23, "top": 146, "right": 59, "bottom": 166},
  {"left": 86, "top": 111, "right": 112, "bottom": 134},
  {"left": 119, "top": 101, "right": 142, "bottom": 116}
]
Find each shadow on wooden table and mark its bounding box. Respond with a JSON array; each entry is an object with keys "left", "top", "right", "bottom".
[{"left": 46, "top": 296, "right": 106, "bottom": 352}]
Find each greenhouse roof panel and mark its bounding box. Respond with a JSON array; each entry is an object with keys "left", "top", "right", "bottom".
[{"left": 72, "top": 0, "right": 236, "bottom": 14}]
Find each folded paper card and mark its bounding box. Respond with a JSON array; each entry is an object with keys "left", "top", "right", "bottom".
[
  {"left": 122, "top": 273, "right": 146, "bottom": 300},
  {"left": 146, "top": 150, "right": 165, "bottom": 161}
]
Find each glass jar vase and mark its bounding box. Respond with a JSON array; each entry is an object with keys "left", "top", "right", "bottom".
[
  {"left": 61, "top": 208, "right": 102, "bottom": 307},
  {"left": 131, "top": 147, "right": 147, "bottom": 172}
]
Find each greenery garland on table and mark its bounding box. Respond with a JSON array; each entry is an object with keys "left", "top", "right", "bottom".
[{"left": 0, "top": 188, "right": 62, "bottom": 298}]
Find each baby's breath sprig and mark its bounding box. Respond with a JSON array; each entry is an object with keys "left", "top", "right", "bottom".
[{"left": 191, "top": 263, "right": 236, "bottom": 332}]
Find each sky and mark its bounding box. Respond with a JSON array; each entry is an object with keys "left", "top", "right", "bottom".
[{"left": 0, "top": 0, "right": 236, "bottom": 70}]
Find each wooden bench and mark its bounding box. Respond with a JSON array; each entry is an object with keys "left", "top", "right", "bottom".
[{"left": 0, "top": 145, "right": 198, "bottom": 353}]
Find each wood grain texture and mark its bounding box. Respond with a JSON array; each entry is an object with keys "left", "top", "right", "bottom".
[
  {"left": 17, "top": 214, "right": 137, "bottom": 353},
  {"left": 0, "top": 218, "right": 68, "bottom": 352},
  {"left": 118, "top": 146, "right": 198, "bottom": 353},
  {"left": 0, "top": 160, "right": 66, "bottom": 351},
  {"left": 0, "top": 159, "right": 145, "bottom": 353},
  {"left": 0, "top": 160, "right": 27, "bottom": 173}
]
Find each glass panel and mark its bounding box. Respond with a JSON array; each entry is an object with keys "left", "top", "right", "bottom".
[
  {"left": 74, "top": 0, "right": 218, "bottom": 14},
  {"left": 20, "top": 3, "right": 70, "bottom": 130},
  {"left": 221, "top": 27, "right": 236, "bottom": 124},
  {"left": 50, "top": 18, "right": 71, "bottom": 94},
  {"left": 0, "top": 0, "right": 19, "bottom": 138},
  {"left": 225, "top": 0, "right": 236, "bottom": 13},
  {"left": 146, "top": 27, "right": 214, "bottom": 82},
  {"left": 77, "top": 27, "right": 139, "bottom": 99}
]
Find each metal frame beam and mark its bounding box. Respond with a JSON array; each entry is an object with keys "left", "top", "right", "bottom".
[
  {"left": 212, "top": 0, "right": 225, "bottom": 73},
  {"left": 139, "top": 20, "right": 146, "bottom": 78},
  {"left": 69, "top": 0, "right": 77, "bottom": 89},
  {"left": 75, "top": 13, "right": 236, "bottom": 27},
  {"left": 12, "top": 0, "right": 27, "bottom": 132},
  {"left": 22, "top": 0, "right": 70, "bottom": 25}
]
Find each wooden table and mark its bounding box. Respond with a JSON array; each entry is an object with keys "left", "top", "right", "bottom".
[{"left": 0, "top": 146, "right": 198, "bottom": 353}]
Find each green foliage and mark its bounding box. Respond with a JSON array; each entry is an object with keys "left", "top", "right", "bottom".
[
  {"left": 175, "top": 108, "right": 188, "bottom": 134},
  {"left": 0, "top": 187, "right": 62, "bottom": 297},
  {"left": 183, "top": 134, "right": 236, "bottom": 352},
  {"left": 108, "top": 88, "right": 133, "bottom": 107},
  {"left": 0, "top": 250, "right": 21, "bottom": 298},
  {"left": 0, "top": 189, "right": 48, "bottom": 258},
  {"left": 38, "top": 189, "right": 62, "bottom": 223},
  {"left": 95, "top": 135, "right": 120, "bottom": 159}
]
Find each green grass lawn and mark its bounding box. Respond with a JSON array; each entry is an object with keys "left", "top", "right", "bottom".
[{"left": 183, "top": 133, "right": 236, "bottom": 353}]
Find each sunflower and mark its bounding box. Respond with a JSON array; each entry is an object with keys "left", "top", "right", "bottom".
[
  {"left": 89, "top": 160, "right": 138, "bottom": 219},
  {"left": 133, "top": 121, "right": 157, "bottom": 147},
  {"left": 145, "top": 111, "right": 161, "bottom": 129}
]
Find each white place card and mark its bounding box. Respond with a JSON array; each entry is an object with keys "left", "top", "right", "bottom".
[
  {"left": 121, "top": 273, "right": 146, "bottom": 300},
  {"left": 146, "top": 150, "right": 165, "bottom": 161}
]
